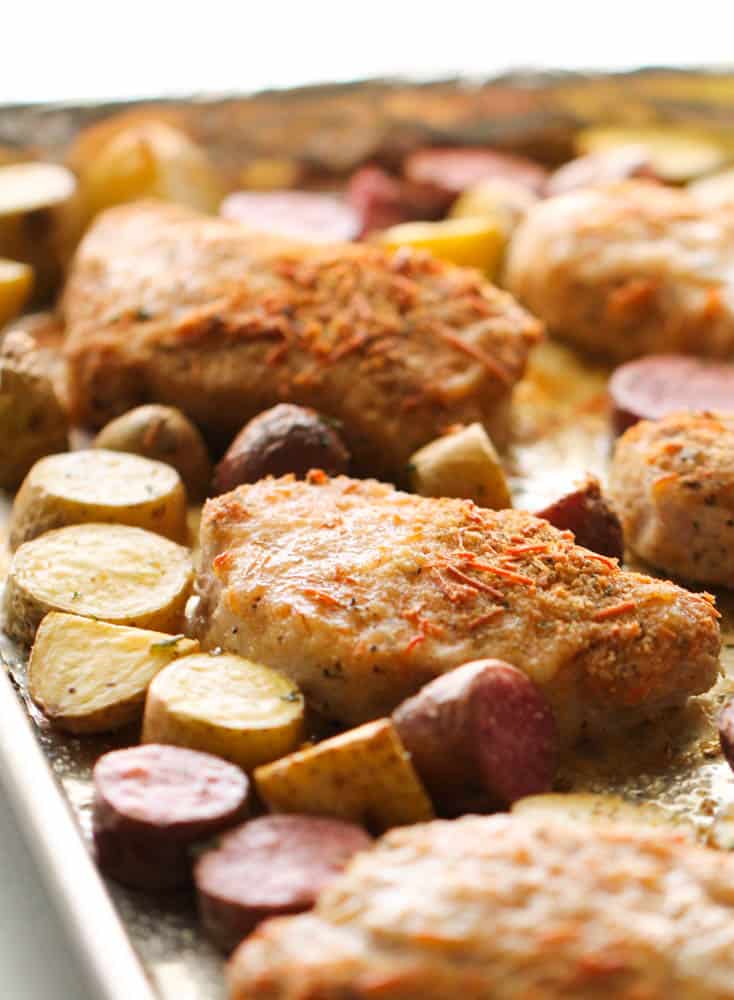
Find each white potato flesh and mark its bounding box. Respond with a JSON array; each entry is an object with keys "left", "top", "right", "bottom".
[
  {"left": 142, "top": 652, "right": 304, "bottom": 771},
  {"left": 10, "top": 448, "right": 188, "bottom": 549},
  {"left": 28, "top": 612, "right": 199, "bottom": 734},
  {"left": 409, "top": 422, "right": 512, "bottom": 509},
  {"left": 4, "top": 522, "right": 194, "bottom": 645}
]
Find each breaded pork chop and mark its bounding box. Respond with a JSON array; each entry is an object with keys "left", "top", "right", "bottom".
[
  {"left": 611, "top": 411, "right": 734, "bottom": 587},
  {"left": 505, "top": 180, "right": 734, "bottom": 361},
  {"left": 228, "top": 815, "right": 734, "bottom": 1000},
  {"left": 61, "top": 202, "right": 541, "bottom": 479},
  {"left": 194, "top": 474, "right": 720, "bottom": 744}
]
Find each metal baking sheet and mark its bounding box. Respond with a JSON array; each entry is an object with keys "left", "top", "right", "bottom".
[{"left": 2, "top": 70, "right": 734, "bottom": 1000}]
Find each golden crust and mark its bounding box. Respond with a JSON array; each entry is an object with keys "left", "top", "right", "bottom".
[
  {"left": 229, "top": 814, "right": 734, "bottom": 1000},
  {"left": 505, "top": 180, "right": 734, "bottom": 361},
  {"left": 195, "top": 473, "right": 721, "bottom": 743},
  {"left": 611, "top": 411, "right": 734, "bottom": 586},
  {"left": 61, "top": 202, "right": 541, "bottom": 478}
]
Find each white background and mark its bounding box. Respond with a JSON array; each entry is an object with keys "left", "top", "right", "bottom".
[{"left": 1, "top": 2, "right": 732, "bottom": 996}]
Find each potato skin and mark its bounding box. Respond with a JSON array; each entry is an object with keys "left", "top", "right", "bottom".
[
  {"left": 392, "top": 659, "right": 558, "bottom": 815},
  {"left": 94, "top": 404, "right": 212, "bottom": 500},
  {"left": 213, "top": 404, "right": 349, "bottom": 495},
  {"left": 0, "top": 359, "right": 68, "bottom": 489},
  {"left": 535, "top": 477, "right": 624, "bottom": 561}
]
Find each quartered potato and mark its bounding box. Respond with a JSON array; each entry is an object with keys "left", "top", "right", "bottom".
[
  {"left": 0, "top": 359, "right": 68, "bottom": 491},
  {"left": 0, "top": 259, "right": 33, "bottom": 327},
  {"left": 0, "top": 162, "right": 81, "bottom": 301},
  {"left": 142, "top": 653, "right": 305, "bottom": 771},
  {"left": 379, "top": 217, "right": 505, "bottom": 278},
  {"left": 4, "top": 523, "right": 193, "bottom": 645},
  {"left": 449, "top": 177, "right": 538, "bottom": 236},
  {"left": 94, "top": 405, "right": 212, "bottom": 501},
  {"left": 254, "top": 718, "right": 434, "bottom": 832},
  {"left": 511, "top": 793, "right": 690, "bottom": 833},
  {"left": 575, "top": 126, "right": 728, "bottom": 183},
  {"left": 10, "top": 449, "right": 188, "bottom": 550},
  {"left": 408, "top": 423, "right": 512, "bottom": 508},
  {"left": 73, "top": 121, "right": 224, "bottom": 218},
  {"left": 28, "top": 612, "right": 198, "bottom": 734}
]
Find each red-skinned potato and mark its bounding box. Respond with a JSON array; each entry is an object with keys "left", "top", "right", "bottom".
[
  {"left": 535, "top": 477, "right": 624, "bottom": 561},
  {"left": 213, "top": 404, "right": 350, "bottom": 494},
  {"left": 392, "top": 658, "right": 558, "bottom": 816}
]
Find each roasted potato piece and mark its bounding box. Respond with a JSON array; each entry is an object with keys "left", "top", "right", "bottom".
[
  {"left": 142, "top": 653, "right": 305, "bottom": 771},
  {"left": 0, "top": 162, "right": 81, "bottom": 301},
  {"left": 4, "top": 523, "right": 193, "bottom": 645},
  {"left": 94, "top": 744, "right": 250, "bottom": 890},
  {"left": 28, "top": 612, "right": 198, "bottom": 734},
  {"left": 449, "top": 177, "right": 538, "bottom": 236},
  {"left": 511, "top": 793, "right": 688, "bottom": 832},
  {"left": 1, "top": 311, "right": 68, "bottom": 406},
  {"left": 0, "top": 259, "right": 33, "bottom": 327},
  {"left": 213, "top": 404, "right": 350, "bottom": 495},
  {"left": 10, "top": 449, "right": 188, "bottom": 550},
  {"left": 574, "top": 126, "right": 728, "bottom": 183},
  {"left": 0, "top": 359, "right": 68, "bottom": 490},
  {"left": 94, "top": 404, "right": 212, "bottom": 500},
  {"left": 535, "top": 477, "right": 624, "bottom": 561},
  {"left": 379, "top": 217, "right": 505, "bottom": 277},
  {"left": 74, "top": 121, "right": 224, "bottom": 218},
  {"left": 408, "top": 422, "right": 511, "bottom": 508},
  {"left": 254, "top": 718, "right": 434, "bottom": 833},
  {"left": 392, "top": 659, "right": 557, "bottom": 816}
]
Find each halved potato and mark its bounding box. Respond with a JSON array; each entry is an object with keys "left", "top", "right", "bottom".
[
  {"left": 28, "top": 612, "right": 198, "bottom": 734},
  {"left": 10, "top": 449, "right": 188, "bottom": 550},
  {"left": 0, "top": 162, "right": 81, "bottom": 300},
  {"left": 408, "top": 423, "right": 512, "bottom": 508},
  {"left": 575, "top": 126, "right": 728, "bottom": 183},
  {"left": 74, "top": 121, "right": 224, "bottom": 218},
  {"left": 4, "top": 522, "right": 193, "bottom": 645},
  {"left": 379, "top": 217, "right": 505, "bottom": 277},
  {"left": 0, "top": 259, "right": 33, "bottom": 328},
  {"left": 142, "top": 652, "right": 304, "bottom": 771},
  {"left": 0, "top": 359, "right": 68, "bottom": 490},
  {"left": 511, "top": 793, "right": 689, "bottom": 832},
  {"left": 254, "top": 718, "right": 434, "bottom": 832}
]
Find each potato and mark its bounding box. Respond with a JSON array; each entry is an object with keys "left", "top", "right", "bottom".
[
  {"left": 254, "top": 718, "right": 434, "bottom": 833},
  {"left": 10, "top": 449, "right": 188, "bottom": 550},
  {"left": 73, "top": 120, "right": 224, "bottom": 218},
  {"left": 535, "top": 477, "right": 624, "bottom": 561},
  {"left": 379, "top": 217, "right": 505, "bottom": 278},
  {"left": 4, "top": 523, "right": 193, "bottom": 645},
  {"left": 449, "top": 177, "right": 538, "bottom": 236},
  {"left": 511, "top": 793, "right": 690, "bottom": 833},
  {"left": 392, "top": 659, "right": 558, "bottom": 816},
  {"left": 0, "top": 162, "right": 82, "bottom": 301},
  {"left": 142, "top": 652, "right": 305, "bottom": 771},
  {"left": 574, "top": 126, "right": 728, "bottom": 183},
  {"left": 0, "top": 259, "right": 33, "bottom": 327},
  {"left": 94, "top": 404, "right": 212, "bottom": 500},
  {"left": 0, "top": 359, "right": 68, "bottom": 490},
  {"left": 408, "top": 423, "right": 511, "bottom": 508},
  {"left": 28, "top": 612, "right": 198, "bottom": 734},
  {"left": 213, "top": 404, "right": 350, "bottom": 495}
]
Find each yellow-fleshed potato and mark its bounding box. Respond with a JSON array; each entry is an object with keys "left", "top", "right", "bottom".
[
  {"left": 511, "top": 793, "right": 690, "bottom": 833},
  {"left": 449, "top": 177, "right": 538, "bottom": 236},
  {"left": 408, "top": 422, "right": 512, "bottom": 509},
  {"left": 4, "top": 523, "right": 193, "bottom": 646},
  {"left": 142, "top": 652, "right": 304, "bottom": 771},
  {"left": 0, "top": 162, "right": 82, "bottom": 301},
  {"left": 74, "top": 121, "right": 224, "bottom": 218},
  {"left": 0, "top": 259, "right": 33, "bottom": 327},
  {"left": 94, "top": 405, "right": 212, "bottom": 501},
  {"left": 575, "top": 125, "right": 728, "bottom": 183},
  {"left": 28, "top": 612, "right": 198, "bottom": 734},
  {"left": 379, "top": 217, "right": 505, "bottom": 278},
  {"left": 254, "top": 718, "right": 434, "bottom": 832},
  {"left": 9, "top": 449, "right": 188, "bottom": 550},
  {"left": 0, "top": 359, "right": 68, "bottom": 490}
]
